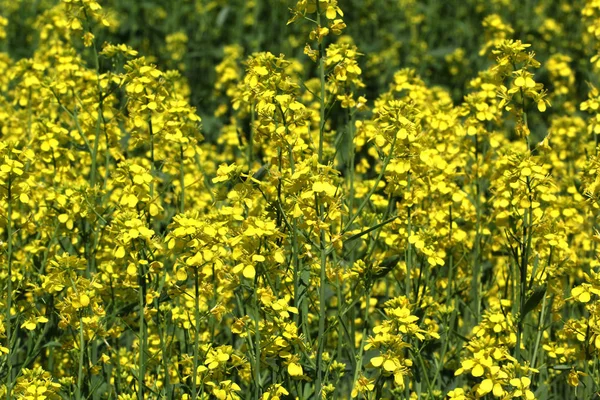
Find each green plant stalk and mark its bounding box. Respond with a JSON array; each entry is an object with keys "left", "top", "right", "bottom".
[
  {"left": 81, "top": 8, "right": 105, "bottom": 284},
  {"left": 317, "top": 20, "right": 326, "bottom": 164},
  {"left": 343, "top": 133, "right": 397, "bottom": 234},
  {"left": 253, "top": 279, "right": 261, "bottom": 400},
  {"left": 415, "top": 349, "right": 435, "bottom": 397},
  {"left": 431, "top": 205, "right": 455, "bottom": 388},
  {"left": 315, "top": 226, "right": 327, "bottom": 398},
  {"left": 138, "top": 262, "right": 147, "bottom": 400},
  {"left": 293, "top": 221, "right": 311, "bottom": 345},
  {"left": 192, "top": 267, "right": 200, "bottom": 400},
  {"left": 529, "top": 292, "right": 547, "bottom": 375},
  {"left": 405, "top": 172, "right": 412, "bottom": 298},
  {"left": 248, "top": 103, "right": 255, "bottom": 165},
  {"left": 471, "top": 132, "right": 482, "bottom": 322},
  {"left": 83, "top": 7, "right": 103, "bottom": 190},
  {"left": 148, "top": 118, "right": 156, "bottom": 199},
  {"left": 5, "top": 177, "right": 13, "bottom": 400},
  {"left": 156, "top": 300, "right": 172, "bottom": 398},
  {"left": 77, "top": 313, "right": 85, "bottom": 400},
  {"left": 347, "top": 111, "right": 356, "bottom": 225},
  {"left": 180, "top": 145, "right": 185, "bottom": 213},
  {"left": 314, "top": 5, "right": 329, "bottom": 398},
  {"left": 351, "top": 286, "right": 372, "bottom": 393},
  {"left": 516, "top": 179, "right": 533, "bottom": 362}
]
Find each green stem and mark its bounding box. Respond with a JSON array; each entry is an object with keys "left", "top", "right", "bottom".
[
  {"left": 192, "top": 268, "right": 200, "bottom": 400},
  {"left": 471, "top": 132, "right": 481, "bottom": 322},
  {"left": 253, "top": 280, "right": 261, "bottom": 399},
  {"left": 315, "top": 5, "right": 328, "bottom": 398},
  {"left": 317, "top": 34, "right": 326, "bottom": 164},
  {"left": 343, "top": 134, "right": 397, "bottom": 233},
  {"left": 529, "top": 292, "right": 547, "bottom": 374},
  {"left": 516, "top": 179, "right": 533, "bottom": 362},
  {"left": 5, "top": 177, "right": 13, "bottom": 400},
  {"left": 351, "top": 286, "right": 372, "bottom": 393},
  {"left": 138, "top": 261, "right": 146, "bottom": 400},
  {"left": 248, "top": 103, "right": 255, "bottom": 165},
  {"left": 180, "top": 145, "right": 185, "bottom": 213},
  {"left": 83, "top": 7, "right": 102, "bottom": 189},
  {"left": 347, "top": 111, "right": 356, "bottom": 224},
  {"left": 77, "top": 315, "right": 86, "bottom": 400},
  {"left": 405, "top": 172, "right": 413, "bottom": 298}
]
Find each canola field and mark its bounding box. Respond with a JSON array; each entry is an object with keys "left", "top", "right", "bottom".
[{"left": 1, "top": 0, "right": 600, "bottom": 399}]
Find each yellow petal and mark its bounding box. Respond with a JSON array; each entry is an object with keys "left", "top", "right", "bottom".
[
  {"left": 370, "top": 356, "right": 384, "bottom": 367},
  {"left": 243, "top": 265, "right": 256, "bottom": 279},
  {"left": 80, "top": 294, "right": 90, "bottom": 307},
  {"left": 578, "top": 291, "right": 591, "bottom": 302},
  {"left": 274, "top": 251, "right": 285, "bottom": 264},
  {"left": 477, "top": 379, "right": 493, "bottom": 395},
  {"left": 493, "top": 383, "right": 505, "bottom": 397},
  {"left": 521, "top": 167, "right": 532, "bottom": 177},
  {"left": 326, "top": 6, "right": 336, "bottom": 19},
  {"left": 254, "top": 66, "right": 269, "bottom": 76},
  {"left": 127, "top": 264, "right": 137, "bottom": 277},
  {"left": 313, "top": 181, "right": 326, "bottom": 193},
  {"left": 288, "top": 362, "right": 303, "bottom": 376},
  {"left": 537, "top": 101, "right": 547, "bottom": 112},
  {"left": 383, "top": 359, "right": 396, "bottom": 372},
  {"left": 22, "top": 321, "right": 37, "bottom": 331},
  {"left": 176, "top": 269, "right": 187, "bottom": 281},
  {"left": 514, "top": 76, "right": 525, "bottom": 87},
  {"left": 472, "top": 364, "right": 484, "bottom": 377},
  {"left": 115, "top": 246, "right": 126, "bottom": 259}
]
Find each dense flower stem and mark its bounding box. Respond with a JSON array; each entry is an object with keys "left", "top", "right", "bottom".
[
  {"left": 180, "top": 146, "right": 185, "bottom": 213},
  {"left": 192, "top": 267, "right": 200, "bottom": 400},
  {"left": 76, "top": 315, "right": 85, "bottom": 400},
  {"left": 138, "top": 262, "right": 146, "bottom": 400},
  {"left": 5, "top": 177, "right": 13, "bottom": 400},
  {"left": 315, "top": 5, "right": 328, "bottom": 398}
]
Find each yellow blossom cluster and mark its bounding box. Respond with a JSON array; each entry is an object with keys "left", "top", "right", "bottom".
[{"left": 1, "top": 0, "right": 600, "bottom": 399}]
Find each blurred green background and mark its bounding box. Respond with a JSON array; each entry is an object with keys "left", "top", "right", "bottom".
[{"left": 1, "top": 0, "right": 595, "bottom": 141}]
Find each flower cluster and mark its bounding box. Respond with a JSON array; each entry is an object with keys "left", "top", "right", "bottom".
[{"left": 1, "top": 0, "right": 600, "bottom": 399}]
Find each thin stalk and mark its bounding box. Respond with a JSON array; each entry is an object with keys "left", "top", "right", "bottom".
[
  {"left": 253, "top": 280, "right": 261, "bottom": 399},
  {"left": 248, "top": 103, "right": 255, "bottom": 165},
  {"left": 138, "top": 261, "right": 146, "bottom": 400},
  {"left": 343, "top": 134, "right": 397, "bottom": 233},
  {"left": 347, "top": 111, "right": 356, "bottom": 224},
  {"left": 315, "top": 225, "right": 327, "bottom": 398},
  {"left": 529, "top": 292, "right": 547, "bottom": 374},
  {"left": 317, "top": 17, "right": 326, "bottom": 164},
  {"left": 405, "top": 172, "right": 412, "bottom": 298},
  {"left": 351, "top": 286, "right": 372, "bottom": 393},
  {"left": 148, "top": 118, "right": 156, "bottom": 199},
  {"left": 77, "top": 315, "right": 86, "bottom": 400},
  {"left": 516, "top": 178, "right": 533, "bottom": 361},
  {"left": 180, "top": 145, "right": 185, "bottom": 213},
  {"left": 471, "top": 132, "right": 482, "bottom": 322},
  {"left": 315, "top": 4, "right": 328, "bottom": 398},
  {"left": 83, "top": 7, "right": 103, "bottom": 189},
  {"left": 192, "top": 268, "right": 200, "bottom": 400},
  {"left": 5, "top": 177, "right": 13, "bottom": 400}
]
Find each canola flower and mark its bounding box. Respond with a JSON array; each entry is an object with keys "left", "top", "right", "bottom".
[{"left": 0, "top": 0, "right": 600, "bottom": 399}]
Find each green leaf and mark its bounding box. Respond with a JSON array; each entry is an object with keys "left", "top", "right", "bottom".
[
  {"left": 551, "top": 365, "right": 573, "bottom": 371},
  {"left": 522, "top": 285, "right": 547, "bottom": 320}
]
